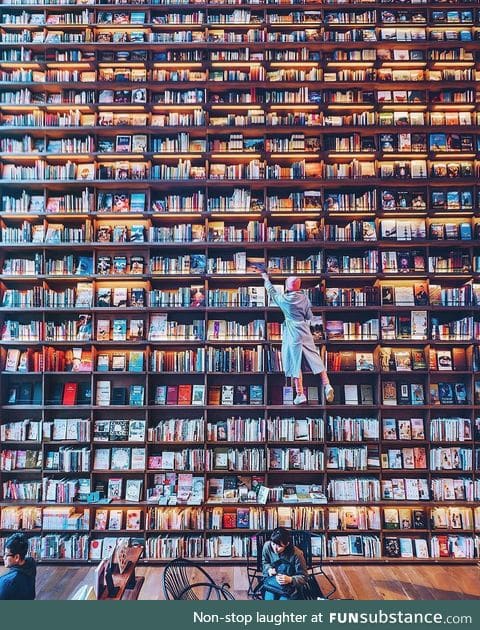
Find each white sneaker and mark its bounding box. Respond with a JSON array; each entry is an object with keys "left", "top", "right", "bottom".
[
  {"left": 293, "top": 393, "right": 307, "bottom": 405},
  {"left": 324, "top": 384, "right": 334, "bottom": 403}
]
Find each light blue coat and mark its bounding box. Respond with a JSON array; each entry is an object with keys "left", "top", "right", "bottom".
[{"left": 265, "top": 280, "right": 325, "bottom": 378}]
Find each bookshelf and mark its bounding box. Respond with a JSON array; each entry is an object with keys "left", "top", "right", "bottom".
[{"left": 1, "top": 0, "right": 480, "bottom": 565}]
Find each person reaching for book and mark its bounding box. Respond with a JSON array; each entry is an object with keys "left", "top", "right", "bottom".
[{"left": 257, "top": 269, "right": 334, "bottom": 405}]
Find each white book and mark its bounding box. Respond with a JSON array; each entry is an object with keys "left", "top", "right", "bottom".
[
  {"left": 344, "top": 384, "right": 358, "bottom": 405},
  {"left": 89, "top": 539, "right": 103, "bottom": 560},
  {"left": 328, "top": 509, "right": 339, "bottom": 530},
  {"left": 394, "top": 286, "right": 414, "bottom": 306},
  {"left": 52, "top": 419, "right": 67, "bottom": 441},
  {"left": 130, "top": 447, "right": 146, "bottom": 470},
  {"left": 128, "top": 420, "right": 146, "bottom": 442},
  {"left": 191, "top": 384, "right": 205, "bottom": 406},
  {"left": 108, "top": 510, "right": 123, "bottom": 531},
  {"left": 96, "top": 380, "right": 111, "bottom": 406},
  {"left": 221, "top": 384, "right": 234, "bottom": 405},
  {"left": 101, "top": 537, "right": 118, "bottom": 559},
  {"left": 399, "top": 538, "right": 414, "bottom": 558},
  {"left": 94, "top": 448, "right": 110, "bottom": 470},
  {"left": 380, "top": 219, "right": 397, "bottom": 239},
  {"left": 217, "top": 535, "right": 233, "bottom": 557},
  {"left": 411, "top": 310, "right": 427, "bottom": 340},
  {"left": 125, "top": 479, "right": 143, "bottom": 502},
  {"left": 405, "top": 478, "right": 420, "bottom": 500},
  {"left": 149, "top": 313, "right": 168, "bottom": 340},
  {"left": 162, "top": 451, "right": 175, "bottom": 470},
  {"left": 414, "top": 538, "right": 429, "bottom": 558}
]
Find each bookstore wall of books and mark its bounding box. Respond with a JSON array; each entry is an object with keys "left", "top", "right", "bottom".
[{"left": 1, "top": 0, "right": 480, "bottom": 565}]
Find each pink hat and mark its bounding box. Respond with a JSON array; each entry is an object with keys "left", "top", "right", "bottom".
[{"left": 285, "top": 276, "right": 301, "bottom": 291}]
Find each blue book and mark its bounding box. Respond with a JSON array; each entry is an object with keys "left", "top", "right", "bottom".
[
  {"left": 129, "top": 385, "right": 145, "bottom": 406},
  {"left": 76, "top": 256, "right": 93, "bottom": 276},
  {"left": 249, "top": 384, "right": 263, "bottom": 406},
  {"left": 459, "top": 223, "right": 472, "bottom": 240},
  {"left": 128, "top": 351, "right": 144, "bottom": 372}
]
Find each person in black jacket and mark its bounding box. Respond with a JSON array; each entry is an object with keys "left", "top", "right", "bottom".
[
  {"left": 261, "top": 528, "right": 307, "bottom": 600},
  {"left": 0, "top": 533, "right": 36, "bottom": 600}
]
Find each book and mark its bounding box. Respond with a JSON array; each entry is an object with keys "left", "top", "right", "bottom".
[
  {"left": 192, "top": 384, "right": 205, "bottom": 406},
  {"left": 62, "top": 382, "right": 78, "bottom": 406},
  {"left": 221, "top": 385, "right": 234, "bottom": 406},
  {"left": 154, "top": 385, "right": 167, "bottom": 405},
  {"left": 149, "top": 313, "right": 168, "bottom": 340},
  {"left": 166, "top": 386, "right": 178, "bottom": 405},
  {"left": 249, "top": 385, "right": 263, "bottom": 406},
  {"left": 384, "top": 508, "right": 400, "bottom": 529},
  {"left": 344, "top": 384, "right": 358, "bottom": 405},
  {"left": 382, "top": 381, "right": 397, "bottom": 406},
  {"left": 96, "top": 381, "right": 111, "bottom": 406}
]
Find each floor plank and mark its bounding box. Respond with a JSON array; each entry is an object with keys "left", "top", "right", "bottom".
[{"left": 4, "top": 563, "right": 477, "bottom": 600}]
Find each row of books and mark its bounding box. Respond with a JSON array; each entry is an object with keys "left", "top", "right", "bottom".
[
  {"left": 6, "top": 345, "right": 480, "bottom": 375},
  {"left": 0, "top": 533, "right": 476, "bottom": 562},
  {"left": 3, "top": 159, "right": 480, "bottom": 182},
  {"left": 6, "top": 132, "right": 480, "bottom": 153},
  {"left": 2, "top": 109, "right": 479, "bottom": 131},
  {"left": 2, "top": 445, "right": 479, "bottom": 474},
  {"left": 3, "top": 505, "right": 480, "bottom": 534},
  {"left": 0, "top": 416, "right": 480, "bottom": 443},
  {"left": 1, "top": 85, "right": 475, "bottom": 106},
  {"left": 1, "top": 82, "right": 475, "bottom": 102},
  {"left": 5, "top": 223, "right": 480, "bottom": 249},
  {"left": 3, "top": 188, "right": 479, "bottom": 217},
  {"left": 4, "top": 48, "right": 480, "bottom": 66},
  {"left": 2, "top": 415, "right": 480, "bottom": 446},
  {"left": 6, "top": 282, "right": 480, "bottom": 311},
  {"left": 2, "top": 7, "right": 476, "bottom": 24},
  {"left": 4, "top": 313, "right": 480, "bottom": 342},
  {"left": 2, "top": 65, "right": 480, "bottom": 83},
  {"left": 3, "top": 219, "right": 480, "bottom": 247},
  {"left": 2, "top": 26, "right": 479, "bottom": 45},
  {"left": 10, "top": 378, "right": 480, "bottom": 408},
  {"left": 0, "top": 0, "right": 475, "bottom": 7},
  {"left": 328, "top": 347, "right": 472, "bottom": 373},
  {"left": 3, "top": 416, "right": 480, "bottom": 447},
  {"left": 3, "top": 475, "right": 480, "bottom": 506},
  {"left": 2, "top": 381, "right": 269, "bottom": 407}
]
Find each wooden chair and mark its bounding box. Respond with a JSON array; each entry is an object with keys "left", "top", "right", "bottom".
[
  {"left": 162, "top": 557, "right": 235, "bottom": 600},
  {"left": 246, "top": 530, "right": 336, "bottom": 600}
]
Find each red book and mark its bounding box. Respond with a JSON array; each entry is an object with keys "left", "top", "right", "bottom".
[
  {"left": 207, "top": 385, "right": 221, "bottom": 406},
  {"left": 437, "top": 535, "right": 450, "bottom": 557},
  {"left": 413, "top": 447, "right": 427, "bottom": 469},
  {"left": 166, "top": 385, "right": 178, "bottom": 405},
  {"left": 452, "top": 347, "right": 466, "bottom": 371},
  {"left": 178, "top": 384, "right": 192, "bottom": 405},
  {"left": 62, "top": 382, "right": 78, "bottom": 405},
  {"left": 222, "top": 512, "right": 237, "bottom": 529}
]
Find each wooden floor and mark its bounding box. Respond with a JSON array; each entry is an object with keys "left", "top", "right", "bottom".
[{"left": 4, "top": 564, "right": 478, "bottom": 600}]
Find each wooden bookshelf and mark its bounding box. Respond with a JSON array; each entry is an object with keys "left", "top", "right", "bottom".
[{"left": 1, "top": 0, "right": 480, "bottom": 565}]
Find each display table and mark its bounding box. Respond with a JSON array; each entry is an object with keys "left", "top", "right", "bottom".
[{"left": 100, "top": 546, "right": 144, "bottom": 601}]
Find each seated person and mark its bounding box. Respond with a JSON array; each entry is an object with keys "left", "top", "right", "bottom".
[
  {"left": 261, "top": 528, "right": 307, "bottom": 600},
  {"left": 0, "top": 533, "right": 36, "bottom": 600}
]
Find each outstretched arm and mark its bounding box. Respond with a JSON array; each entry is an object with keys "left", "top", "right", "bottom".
[{"left": 261, "top": 271, "right": 288, "bottom": 310}]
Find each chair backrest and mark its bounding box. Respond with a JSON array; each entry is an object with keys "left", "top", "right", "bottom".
[
  {"left": 290, "top": 530, "right": 313, "bottom": 568},
  {"left": 163, "top": 557, "right": 214, "bottom": 600}
]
